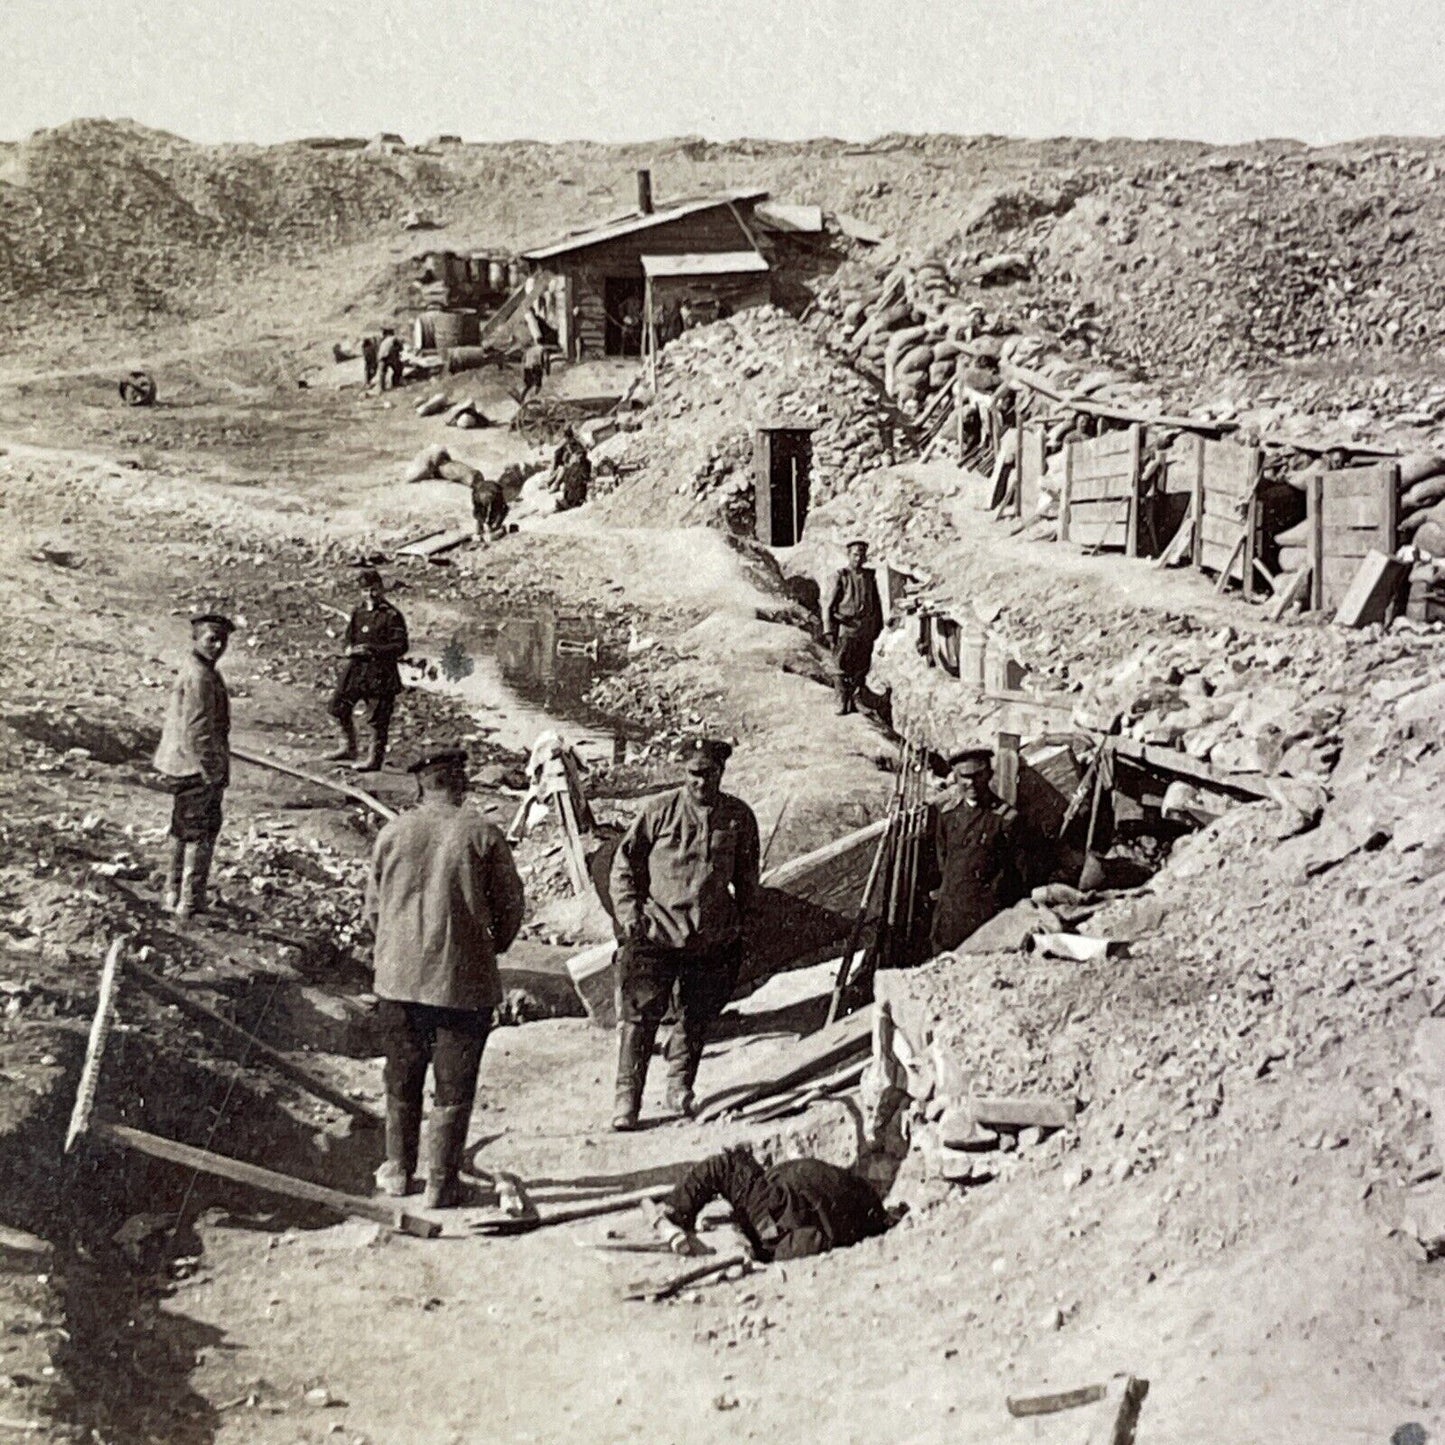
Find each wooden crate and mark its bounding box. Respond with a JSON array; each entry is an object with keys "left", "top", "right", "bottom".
[
  {"left": 1307, "top": 463, "right": 1401, "bottom": 612},
  {"left": 1060, "top": 425, "right": 1142, "bottom": 554},
  {"left": 1008, "top": 420, "right": 1047, "bottom": 521},
  {"left": 1182, "top": 435, "right": 1265, "bottom": 596}
]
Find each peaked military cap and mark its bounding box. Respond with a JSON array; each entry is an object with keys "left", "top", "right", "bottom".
[
  {"left": 189, "top": 612, "right": 236, "bottom": 633},
  {"left": 357, "top": 567, "right": 386, "bottom": 590},
  {"left": 946, "top": 746, "right": 993, "bottom": 774},
  {"left": 679, "top": 737, "right": 733, "bottom": 768}
]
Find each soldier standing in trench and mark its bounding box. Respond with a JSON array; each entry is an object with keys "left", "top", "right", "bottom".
[
  {"left": 928, "top": 747, "right": 1030, "bottom": 955},
  {"left": 608, "top": 738, "right": 761, "bottom": 1130},
  {"left": 326, "top": 568, "right": 408, "bottom": 773},
  {"left": 153, "top": 613, "right": 235, "bottom": 919},
  {"left": 823, "top": 539, "right": 884, "bottom": 715},
  {"left": 365, "top": 748, "right": 525, "bottom": 1207}
]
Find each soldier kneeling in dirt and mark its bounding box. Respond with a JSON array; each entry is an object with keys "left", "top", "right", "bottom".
[
  {"left": 647, "top": 1146, "right": 891, "bottom": 1261},
  {"left": 153, "top": 612, "right": 235, "bottom": 919}
]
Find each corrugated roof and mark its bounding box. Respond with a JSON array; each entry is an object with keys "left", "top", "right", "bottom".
[
  {"left": 641, "top": 251, "right": 769, "bottom": 278},
  {"left": 521, "top": 188, "right": 768, "bottom": 261}
]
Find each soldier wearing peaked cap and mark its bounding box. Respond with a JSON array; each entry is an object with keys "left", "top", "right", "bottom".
[
  {"left": 364, "top": 746, "right": 525, "bottom": 1208},
  {"left": 608, "top": 737, "right": 760, "bottom": 1130},
  {"left": 823, "top": 539, "right": 883, "bottom": 716},
  {"left": 153, "top": 612, "right": 235, "bottom": 919},
  {"left": 928, "top": 746, "right": 1032, "bottom": 956},
  {"left": 327, "top": 568, "right": 408, "bottom": 774}
]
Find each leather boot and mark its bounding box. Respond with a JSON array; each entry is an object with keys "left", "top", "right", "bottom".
[
  {"left": 375, "top": 1095, "right": 422, "bottom": 1197},
  {"left": 326, "top": 713, "right": 358, "bottom": 762},
  {"left": 611, "top": 1022, "right": 654, "bottom": 1132},
  {"left": 163, "top": 838, "right": 186, "bottom": 913},
  {"left": 351, "top": 724, "right": 386, "bottom": 774},
  {"left": 175, "top": 839, "right": 215, "bottom": 919},
  {"left": 663, "top": 1026, "right": 704, "bottom": 1119},
  {"left": 422, "top": 1103, "right": 472, "bottom": 1209}
]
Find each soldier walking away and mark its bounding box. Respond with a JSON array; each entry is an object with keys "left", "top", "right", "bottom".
[
  {"left": 327, "top": 569, "right": 409, "bottom": 772},
  {"left": 928, "top": 747, "right": 1031, "bottom": 956},
  {"left": 609, "top": 738, "right": 760, "bottom": 1131},
  {"left": 823, "top": 539, "right": 884, "bottom": 715},
  {"left": 376, "top": 327, "right": 403, "bottom": 391},
  {"left": 361, "top": 334, "right": 378, "bottom": 388},
  {"left": 153, "top": 613, "right": 235, "bottom": 920},
  {"left": 364, "top": 749, "right": 525, "bottom": 1208},
  {"left": 648, "top": 1145, "right": 891, "bottom": 1262}
]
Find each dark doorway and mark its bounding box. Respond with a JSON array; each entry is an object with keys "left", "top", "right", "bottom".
[
  {"left": 603, "top": 276, "right": 645, "bottom": 357},
  {"left": 754, "top": 427, "right": 813, "bottom": 546}
]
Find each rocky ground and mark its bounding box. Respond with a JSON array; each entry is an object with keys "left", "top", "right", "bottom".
[{"left": 1, "top": 121, "right": 1444, "bottom": 1445}]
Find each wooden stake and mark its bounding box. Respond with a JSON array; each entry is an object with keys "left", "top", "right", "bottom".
[
  {"left": 624, "top": 1253, "right": 751, "bottom": 1303},
  {"left": 230, "top": 745, "right": 397, "bottom": 822},
  {"left": 65, "top": 941, "right": 123, "bottom": 1152},
  {"left": 128, "top": 963, "right": 380, "bottom": 1126},
  {"left": 91, "top": 1121, "right": 440, "bottom": 1238}
]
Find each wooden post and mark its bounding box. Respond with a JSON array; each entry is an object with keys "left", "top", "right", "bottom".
[
  {"left": 995, "top": 731, "right": 1020, "bottom": 806},
  {"left": 1383, "top": 461, "right": 1401, "bottom": 554},
  {"left": 1242, "top": 446, "right": 1263, "bottom": 599},
  {"left": 1060, "top": 442, "right": 1075, "bottom": 543},
  {"left": 1307, "top": 472, "right": 1325, "bottom": 612},
  {"left": 1190, "top": 435, "right": 1206, "bottom": 569},
  {"left": 1125, "top": 423, "right": 1143, "bottom": 557},
  {"left": 129, "top": 964, "right": 380, "bottom": 1126},
  {"left": 91, "top": 1121, "right": 440, "bottom": 1238}
]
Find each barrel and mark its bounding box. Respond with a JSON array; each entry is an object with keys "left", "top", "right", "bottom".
[
  {"left": 429, "top": 310, "right": 480, "bottom": 350},
  {"left": 445, "top": 346, "right": 491, "bottom": 374}
]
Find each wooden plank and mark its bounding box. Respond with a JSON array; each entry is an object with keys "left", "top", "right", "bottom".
[
  {"left": 1007, "top": 1384, "right": 1108, "bottom": 1418},
  {"left": 1213, "top": 534, "right": 1246, "bottom": 592},
  {"left": 398, "top": 526, "right": 473, "bottom": 559},
  {"left": 1019, "top": 423, "right": 1045, "bottom": 520},
  {"left": 1323, "top": 464, "right": 1395, "bottom": 499},
  {"left": 1084, "top": 1375, "right": 1149, "bottom": 1445},
  {"left": 1064, "top": 395, "right": 1237, "bottom": 434},
  {"left": 1334, "top": 551, "right": 1409, "bottom": 628},
  {"left": 1266, "top": 567, "right": 1311, "bottom": 620},
  {"left": 231, "top": 746, "right": 397, "bottom": 822},
  {"left": 1200, "top": 540, "right": 1243, "bottom": 574},
  {"left": 1066, "top": 473, "right": 1133, "bottom": 503},
  {"left": 1069, "top": 518, "right": 1129, "bottom": 550},
  {"left": 92, "top": 1122, "right": 441, "bottom": 1238},
  {"left": 1073, "top": 431, "right": 1143, "bottom": 461},
  {"left": 1110, "top": 737, "right": 1274, "bottom": 799},
  {"left": 1060, "top": 442, "right": 1074, "bottom": 542},
  {"left": 129, "top": 964, "right": 381, "bottom": 1126},
  {"left": 1068, "top": 452, "right": 1136, "bottom": 484},
  {"left": 1321, "top": 532, "right": 1383, "bottom": 559},
  {"left": 972, "top": 1095, "right": 1076, "bottom": 1129},
  {"left": 1189, "top": 434, "right": 1206, "bottom": 568},
  {"left": 1322, "top": 493, "right": 1387, "bottom": 527},
  {"left": 1125, "top": 424, "right": 1142, "bottom": 557},
  {"left": 1200, "top": 513, "right": 1247, "bottom": 548},
  {"left": 1307, "top": 474, "right": 1325, "bottom": 611}
]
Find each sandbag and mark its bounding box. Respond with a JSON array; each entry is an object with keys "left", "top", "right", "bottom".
[
  {"left": 843, "top": 300, "right": 866, "bottom": 326},
  {"left": 885, "top": 325, "right": 928, "bottom": 365},
  {"left": 933, "top": 339, "right": 966, "bottom": 362},
  {"left": 1402, "top": 474, "right": 1445, "bottom": 512},
  {"left": 455, "top": 412, "right": 482, "bottom": 429},
  {"left": 403, "top": 452, "right": 436, "bottom": 484},
  {"left": 896, "top": 343, "right": 933, "bottom": 376},
  {"left": 1275, "top": 518, "right": 1311, "bottom": 547},
  {"left": 1277, "top": 545, "right": 1309, "bottom": 574},
  {"left": 1399, "top": 451, "right": 1445, "bottom": 488},
  {"left": 1416, "top": 520, "right": 1445, "bottom": 556},
  {"left": 1401, "top": 499, "right": 1445, "bottom": 538},
  {"left": 929, "top": 360, "right": 956, "bottom": 389},
  {"left": 415, "top": 392, "right": 449, "bottom": 417},
  {"left": 437, "top": 459, "right": 480, "bottom": 485}
]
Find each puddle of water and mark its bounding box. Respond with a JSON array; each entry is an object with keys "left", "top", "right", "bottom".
[{"left": 403, "top": 608, "right": 629, "bottom": 766}]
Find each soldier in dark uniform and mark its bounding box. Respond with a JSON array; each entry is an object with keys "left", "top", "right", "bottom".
[
  {"left": 361, "top": 334, "right": 378, "bottom": 388},
  {"left": 326, "top": 569, "right": 409, "bottom": 773},
  {"left": 648, "top": 1145, "right": 890, "bottom": 1262},
  {"left": 823, "top": 539, "right": 884, "bottom": 715},
  {"left": 929, "top": 747, "right": 1030, "bottom": 955},
  {"left": 608, "top": 738, "right": 760, "bottom": 1130}
]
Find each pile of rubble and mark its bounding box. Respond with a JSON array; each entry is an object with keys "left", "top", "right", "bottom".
[{"left": 595, "top": 306, "right": 903, "bottom": 531}]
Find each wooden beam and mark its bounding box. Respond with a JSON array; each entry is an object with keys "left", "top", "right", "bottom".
[
  {"left": 1085, "top": 1375, "right": 1150, "bottom": 1445},
  {"left": 1007, "top": 1383, "right": 1108, "bottom": 1418},
  {"left": 971, "top": 1095, "right": 1077, "bottom": 1129},
  {"left": 230, "top": 745, "right": 397, "bottom": 821},
  {"left": 92, "top": 1121, "right": 440, "bottom": 1238},
  {"left": 1108, "top": 736, "right": 1274, "bottom": 799},
  {"left": 1266, "top": 567, "right": 1311, "bottom": 621},
  {"left": 128, "top": 963, "right": 381, "bottom": 1127}
]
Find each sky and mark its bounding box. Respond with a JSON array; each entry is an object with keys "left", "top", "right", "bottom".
[{"left": 4, "top": 0, "right": 1445, "bottom": 148}]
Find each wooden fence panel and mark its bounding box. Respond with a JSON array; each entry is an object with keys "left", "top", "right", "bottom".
[
  {"left": 1307, "top": 463, "right": 1400, "bottom": 611},
  {"left": 1188, "top": 436, "right": 1262, "bottom": 594},
  {"left": 1061, "top": 425, "right": 1142, "bottom": 553}
]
